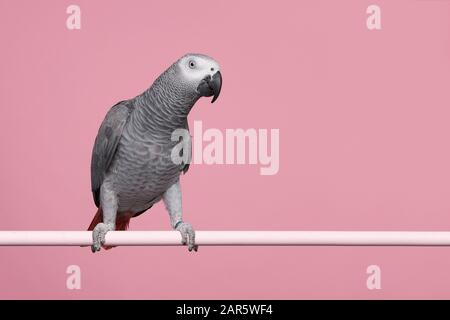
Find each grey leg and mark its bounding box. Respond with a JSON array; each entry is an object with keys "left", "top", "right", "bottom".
[
  {"left": 91, "top": 179, "right": 117, "bottom": 252},
  {"left": 163, "top": 180, "right": 198, "bottom": 252}
]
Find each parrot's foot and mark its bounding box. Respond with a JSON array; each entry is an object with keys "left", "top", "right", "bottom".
[
  {"left": 91, "top": 222, "right": 115, "bottom": 253},
  {"left": 176, "top": 221, "right": 198, "bottom": 252}
]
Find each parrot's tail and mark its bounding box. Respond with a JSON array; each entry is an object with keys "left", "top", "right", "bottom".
[
  {"left": 87, "top": 208, "right": 132, "bottom": 250},
  {"left": 87, "top": 208, "right": 103, "bottom": 231}
]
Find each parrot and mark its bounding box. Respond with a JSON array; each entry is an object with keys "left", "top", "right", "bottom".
[{"left": 88, "top": 53, "right": 222, "bottom": 253}]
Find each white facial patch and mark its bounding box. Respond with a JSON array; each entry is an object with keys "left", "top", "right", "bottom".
[{"left": 178, "top": 55, "right": 220, "bottom": 84}]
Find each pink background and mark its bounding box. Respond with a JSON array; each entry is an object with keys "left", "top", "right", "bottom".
[{"left": 1, "top": 0, "right": 450, "bottom": 299}]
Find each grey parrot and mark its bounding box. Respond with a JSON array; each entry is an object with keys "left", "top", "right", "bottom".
[{"left": 88, "top": 53, "right": 222, "bottom": 252}]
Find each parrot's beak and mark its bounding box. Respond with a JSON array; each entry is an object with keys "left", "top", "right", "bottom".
[{"left": 197, "top": 71, "right": 222, "bottom": 103}]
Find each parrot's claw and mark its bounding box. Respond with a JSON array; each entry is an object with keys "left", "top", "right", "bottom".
[
  {"left": 91, "top": 222, "right": 115, "bottom": 253},
  {"left": 176, "top": 222, "right": 198, "bottom": 252}
]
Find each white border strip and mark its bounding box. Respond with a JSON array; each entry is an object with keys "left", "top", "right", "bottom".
[{"left": 1, "top": 231, "right": 450, "bottom": 246}]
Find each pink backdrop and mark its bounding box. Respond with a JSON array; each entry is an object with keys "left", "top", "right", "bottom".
[{"left": 1, "top": 0, "right": 450, "bottom": 299}]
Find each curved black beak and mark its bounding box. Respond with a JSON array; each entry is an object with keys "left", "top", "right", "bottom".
[{"left": 197, "top": 71, "right": 222, "bottom": 103}]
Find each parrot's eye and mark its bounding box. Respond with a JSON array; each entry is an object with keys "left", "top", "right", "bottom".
[{"left": 188, "top": 60, "right": 196, "bottom": 69}]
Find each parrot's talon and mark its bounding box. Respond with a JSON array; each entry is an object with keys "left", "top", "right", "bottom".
[
  {"left": 176, "top": 222, "right": 197, "bottom": 253},
  {"left": 188, "top": 244, "right": 199, "bottom": 252},
  {"left": 91, "top": 222, "right": 115, "bottom": 253}
]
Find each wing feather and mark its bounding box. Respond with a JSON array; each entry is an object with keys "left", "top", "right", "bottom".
[{"left": 90, "top": 100, "right": 134, "bottom": 207}]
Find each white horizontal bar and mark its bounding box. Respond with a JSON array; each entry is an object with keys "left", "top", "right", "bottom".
[{"left": 1, "top": 231, "right": 450, "bottom": 246}]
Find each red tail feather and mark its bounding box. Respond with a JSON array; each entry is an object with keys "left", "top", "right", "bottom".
[{"left": 88, "top": 208, "right": 103, "bottom": 231}]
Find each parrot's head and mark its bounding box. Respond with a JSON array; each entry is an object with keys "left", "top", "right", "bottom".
[{"left": 173, "top": 53, "right": 222, "bottom": 104}]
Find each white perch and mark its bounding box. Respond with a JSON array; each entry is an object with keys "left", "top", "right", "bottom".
[{"left": 1, "top": 231, "right": 450, "bottom": 246}]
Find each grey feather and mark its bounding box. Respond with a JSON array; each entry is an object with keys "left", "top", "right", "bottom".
[
  {"left": 90, "top": 100, "right": 134, "bottom": 207},
  {"left": 181, "top": 118, "right": 190, "bottom": 174},
  {"left": 90, "top": 54, "right": 219, "bottom": 219}
]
